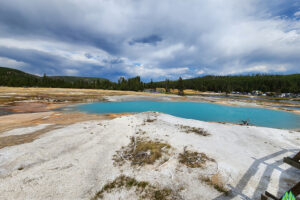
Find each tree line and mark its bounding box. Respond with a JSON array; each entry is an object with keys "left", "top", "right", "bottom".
[
  {"left": 0, "top": 66, "right": 145, "bottom": 91},
  {"left": 147, "top": 74, "right": 300, "bottom": 94},
  {"left": 1, "top": 67, "right": 300, "bottom": 93}
]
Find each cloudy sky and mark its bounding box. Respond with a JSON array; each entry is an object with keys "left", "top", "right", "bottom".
[{"left": 0, "top": 0, "right": 300, "bottom": 81}]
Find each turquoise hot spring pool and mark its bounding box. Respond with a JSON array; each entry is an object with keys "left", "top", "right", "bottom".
[{"left": 73, "top": 101, "right": 300, "bottom": 129}]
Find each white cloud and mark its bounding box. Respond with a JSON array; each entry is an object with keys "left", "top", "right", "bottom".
[
  {"left": 0, "top": 0, "right": 299, "bottom": 80},
  {"left": 0, "top": 37, "right": 111, "bottom": 66},
  {"left": 222, "top": 65, "right": 288, "bottom": 75},
  {"left": 243, "top": 65, "right": 269, "bottom": 73},
  {"left": 64, "top": 69, "right": 79, "bottom": 76},
  {"left": 196, "top": 70, "right": 205, "bottom": 75},
  {"left": 150, "top": 43, "right": 185, "bottom": 59},
  {"left": 126, "top": 64, "right": 189, "bottom": 79},
  {"left": 294, "top": 11, "right": 300, "bottom": 16},
  {"left": 0, "top": 57, "right": 26, "bottom": 68}
]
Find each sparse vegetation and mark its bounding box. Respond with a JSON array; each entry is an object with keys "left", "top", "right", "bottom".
[
  {"left": 199, "top": 173, "right": 229, "bottom": 195},
  {"left": 179, "top": 147, "right": 215, "bottom": 168},
  {"left": 92, "top": 175, "right": 179, "bottom": 200},
  {"left": 113, "top": 137, "right": 171, "bottom": 166},
  {"left": 146, "top": 118, "right": 156, "bottom": 123},
  {"left": 179, "top": 125, "right": 210, "bottom": 136},
  {"left": 136, "top": 129, "right": 147, "bottom": 135}
]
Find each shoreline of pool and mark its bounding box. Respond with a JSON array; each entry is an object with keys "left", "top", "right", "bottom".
[
  {"left": 67, "top": 98, "right": 300, "bottom": 130},
  {"left": 1, "top": 94, "right": 300, "bottom": 132}
]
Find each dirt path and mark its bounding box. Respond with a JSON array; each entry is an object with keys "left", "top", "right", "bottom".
[
  {"left": 0, "top": 124, "right": 63, "bottom": 149},
  {"left": 0, "top": 111, "right": 133, "bottom": 149}
]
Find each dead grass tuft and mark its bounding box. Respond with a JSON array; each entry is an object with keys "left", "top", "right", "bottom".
[
  {"left": 92, "top": 175, "right": 179, "bottom": 200},
  {"left": 113, "top": 137, "right": 171, "bottom": 166},
  {"left": 179, "top": 147, "right": 215, "bottom": 168},
  {"left": 145, "top": 118, "right": 156, "bottom": 123},
  {"left": 179, "top": 125, "right": 210, "bottom": 136},
  {"left": 199, "top": 173, "right": 229, "bottom": 195}
]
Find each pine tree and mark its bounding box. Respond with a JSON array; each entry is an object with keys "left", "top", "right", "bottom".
[{"left": 177, "top": 77, "right": 184, "bottom": 95}]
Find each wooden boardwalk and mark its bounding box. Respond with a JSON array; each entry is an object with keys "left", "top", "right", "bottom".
[{"left": 261, "top": 152, "right": 300, "bottom": 200}]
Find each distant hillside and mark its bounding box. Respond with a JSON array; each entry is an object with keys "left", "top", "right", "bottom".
[
  {"left": 0, "top": 66, "right": 143, "bottom": 91},
  {"left": 0, "top": 66, "right": 111, "bottom": 89},
  {"left": 0, "top": 66, "right": 41, "bottom": 87},
  {"left": 0, "top": 66, "right": 40, "bottom": 79}
]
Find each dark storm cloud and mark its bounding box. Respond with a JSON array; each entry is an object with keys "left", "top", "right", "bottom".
[
  {"left": 129, "top": 35, "right": 163, "bottom": 45},
  {"left": 0, "top": 1, "right": 121, "bottom": 55},
  {"left": 0, "top": 46, "right": 64, "bottom": 73}
]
